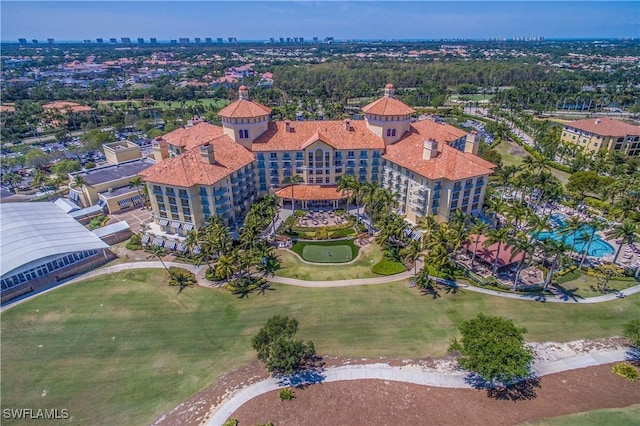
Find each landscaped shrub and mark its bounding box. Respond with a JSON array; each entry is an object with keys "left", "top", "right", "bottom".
[
  {"left": 222, "top": 419, "right": 239, "bottom": 426},
  {"left": 168, "top": 267, "right": 197, "bottom": 287},
  {"left": 329, "top": 228, "right": 356, "bottom": 238},
  {"left": 279, "top": 388, "right": 296, "bottom": 400},
  {"left": 584, "top": 197, "right": 611, "bottom": 214},
  {"left": 125, "top": 234, "right": 142, "bottom": 250},
  {"left": 612, "top": 363, "right": 639, "bottom": 382},
  {"left": 372, "top": 257, "right": 406, "bottom": 275},
  {"left": 87, "top": 214, "right": 107, "bottom": 230},
  {"left": 585, "top": 264, "right": 626, "bottom": 279},
  {"left": 356, "top": 223, "right": 368, "bottom": 233}
]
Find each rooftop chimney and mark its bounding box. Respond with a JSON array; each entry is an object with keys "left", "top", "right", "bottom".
[
  {"left": 595, "top": 119, "right": 601, "bottom": 124},
  {"left": 200, "top": 142, "right": 215, "bottom": 164},
  {"left": 384, "top": 83, "right": 395, "bottom": 98},
  {"left": 285, "top": 121, "right": 291, "bottom": 133},
  {"left": 152, "top": 137, "right": 169, "bottom": 162},
  {"left": 464, "top": 131, "right": 479, "bottom": 155},
  {"left": 422, "top": 139, "right": 438, "bottom": 160},
  {"left": 238, "top": 85, "right": 249, "bottom": 100},
  {"left": 344, "top": 119, "right": 351, "bottom": 131}
]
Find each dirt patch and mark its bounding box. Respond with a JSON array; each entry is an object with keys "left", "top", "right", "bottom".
[
  {"left": 153, "top": 338, "right": 631, "bottom": 425},
  {"left": 509, "top": 144, "right": 527, "bottom": 156},
  {"left": 231, "top": 363, "right": 640, "bottom": 426}
]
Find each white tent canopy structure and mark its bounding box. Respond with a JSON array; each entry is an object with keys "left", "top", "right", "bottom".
[{"left": 1, "top": 202, "right": 109, "bottom": 297}]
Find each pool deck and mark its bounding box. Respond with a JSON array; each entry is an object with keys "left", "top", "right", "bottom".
[{"left": 552, "top": 206, "right": 640, "bottom": 269}]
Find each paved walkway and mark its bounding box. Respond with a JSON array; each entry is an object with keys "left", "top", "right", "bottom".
[
  {"left": 4, "top": 260, "right": 639, "bottom": 312},
  {"left": 206, "top": 349, "right": 629, "bottom": 426}
]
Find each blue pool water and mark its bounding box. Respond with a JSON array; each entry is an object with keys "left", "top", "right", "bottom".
[{"left": 535, "top": 214, "right": 615, "bottom": 257}]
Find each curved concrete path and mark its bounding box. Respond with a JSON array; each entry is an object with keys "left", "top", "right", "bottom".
[
  {"left": 206, "top": 349, "right": 629, "bottom": 426},
  {"left": 4, "top": 260, "right": 639, "bottom": 312}
]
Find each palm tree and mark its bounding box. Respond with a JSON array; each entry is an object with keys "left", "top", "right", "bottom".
[
  {"left": 496, "top": 165, "right": 520, "bottom": 200},
  {"left": 578, "top": 218, "right": 607, "bottom": 270},
  {"left": 337, "top": 174, "right": 363, "bottom": 225},
  {"left": 606, "top": 220, "right": 639, "bottom": 264},
  {"left": 282, "top": 174, "right": 303, "bottom": 213},
  {"left": 557, "top": 215, "right": 583, "bottom": 256},
  {"left": 507, "top": 232, "right": 534, "bottom": 291},
  {"left": 483, "top": 227, "right": 511, "bottom": 276},
  {"left": 31, "top": 169, "right": 48, "bottom": 192},
  {"left": 215, "top": 253, "right": 236, "bottom": 282},
  {"left": 148, "top": 246, "right": 170, "bottom": 275},
  {"left": 372, "top": 187, "right": 399, "bottom": 221},
  {"left": 414, "top": 267, "right": 434, "bottom": 291},
  {"left": 70, "top": 174, "right": 87, "bottom": 189},
  {"left": 129, "top": 176, "right": 144, "bottom": 200},
  {"left": 540, "top": 238, "right": 571, "bottom": 290},
  {"left": 468, "top": 219, "right": 489, "bottom": 268},
  {"left": 401, "top": 238, "right": 424, "bottom": 276}
]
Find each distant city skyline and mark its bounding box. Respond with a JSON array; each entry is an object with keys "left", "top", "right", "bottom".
[{"left": 1, "top": 1, "right": 639, "bottom": 42}]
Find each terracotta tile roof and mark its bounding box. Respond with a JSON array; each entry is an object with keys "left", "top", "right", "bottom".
[
  {"left": 42, "top": 101, "right": 94, "bottom": 113},
  {"left": 0, "top": 105, "right": 16, "bottom": 113},
  {"left": 140, "top": 134, "right": 254, "bottom": 187},
  {"left": 361, "top": 97, "right": 415, "bottom": 116},
  {"left": 462, "top": 234, "right": 524, "bottom": 268},
  {"left": 382, "top": 121, "right": 495, "bottom": 181},
  {"left": 252, "top": 120, "right": 386, "bottom": 151},
  {"left": 564, "top": 118, "right": 640, "bottom": 137},
  {"left": 275, "top": 185, "right": 348, "bottom": 201},
  {"left": 161, "top": 122, "right": 224, "bottom": 150},
  {"left": 218, "top": 99, "right": 271, "bottom": 118}
]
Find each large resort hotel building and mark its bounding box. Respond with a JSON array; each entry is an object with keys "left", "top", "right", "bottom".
[{"left": 140, "top": 85, "right": 495, "bottom": 239}]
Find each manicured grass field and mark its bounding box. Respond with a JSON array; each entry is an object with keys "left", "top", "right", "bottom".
[
  {"left": 494, "top": 139, "right": 525, "bottom": 167},
  {"left": 277, "top": 243, "right": 383, "bottom": 280},
  {"left": 291, "top": 239, "right": 359, "bottom": 263},
  {"left": 2, "top": 269, "right": 638, "bottom": 425},
  {"left": 526, "top": 404, "right": 640, "bottom": 426},
  {"left": 371, "top": 257, "right": 406, "bottom": 275}
]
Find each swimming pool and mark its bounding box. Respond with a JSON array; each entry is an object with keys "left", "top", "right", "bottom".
[{"left": 535, "top": 214, "right": 614, "bottom": 257}]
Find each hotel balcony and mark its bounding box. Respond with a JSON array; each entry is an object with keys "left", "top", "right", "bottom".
[
  {"left": 214, "top": 187, "right": 228, "bottom": 196},
  {"left": 216, "top": 204, "right": 231, "bottom": 215},
  {"left": 215, "top": 195, "right": 229, "bottom": 205}
]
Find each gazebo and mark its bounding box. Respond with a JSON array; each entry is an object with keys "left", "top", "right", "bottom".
[
  {"left": 275, "top": 185, "right": 349, "bottom": 210},
  {"left": 462, "top": 234, "right": 524, "bottom": 270}
]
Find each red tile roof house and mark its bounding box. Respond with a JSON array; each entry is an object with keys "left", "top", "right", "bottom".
[{"left": 139, "top": 84, "right": 495, "bottom": 244}]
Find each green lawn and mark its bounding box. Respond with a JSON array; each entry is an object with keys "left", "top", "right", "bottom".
[
  {"left": 556, "top": 273, "right": 637, "bottom": 298},
  {"left": 524, "top": 404, "right": 640, "bottom": 426},
  {"left": 371, "top": 257, "right": 407, "bottom": 275},
  {"left": 291, "top": 239, "right": 359, "bottom": 263},
  {"left": 2, "top": 269, "right": 639, "bottom": 425},
  {"left": 494, "top": 139, "right": 526, "bottom": 167},
  {"left": 277, "top": 243, "right": 383, "bottom": 280}
]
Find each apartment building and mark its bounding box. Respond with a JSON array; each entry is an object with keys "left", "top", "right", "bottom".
[{"left": 561, "top": 117, "right": 640, "bottom": 157}]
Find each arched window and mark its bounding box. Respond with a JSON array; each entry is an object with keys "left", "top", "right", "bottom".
[{"left": 391, "top": 129, "right": 396, "bottom": 137}]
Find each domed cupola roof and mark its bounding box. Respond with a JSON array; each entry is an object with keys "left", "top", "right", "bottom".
[{"left": 362, "top": 84, "right": 415, "bottom": 116}]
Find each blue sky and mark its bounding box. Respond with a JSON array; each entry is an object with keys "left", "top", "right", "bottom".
[{"left": 2, "top": 1, "right": 639, "bottom": 41}]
